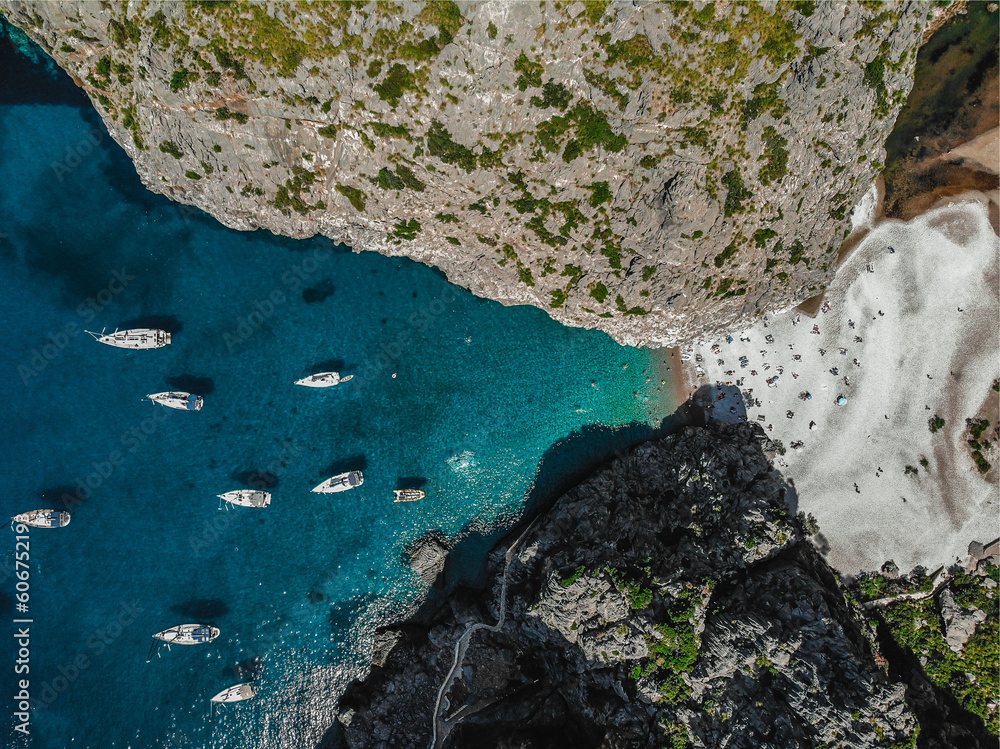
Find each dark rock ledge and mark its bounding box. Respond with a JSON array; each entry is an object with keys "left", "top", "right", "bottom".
[{"left": 328, "top": 421, "right": 919, "bottom": 749}]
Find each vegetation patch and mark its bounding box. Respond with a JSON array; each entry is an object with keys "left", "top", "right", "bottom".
[
  {"left": 753, "top": 228, "right": 778, "bottom": 248},
  {"left": 721, "top": 169, "right": 752, "bottom": 217},
  {"left": 587, "top": 181, "right": 613, "bottom": 207},
  {"left": 373, "top": 63, "right": 418, "bottom": 106},
  {"left": 370, "top": 122, "right": 411, "bottom": 139},
  {"left": 758, "top": 126, "right": 789, "bottom": 186},
  {"left": 158, "top": 140, "right": 183, "bottom": 159},
  {"left": 215, "top": 106, "right": 249, "bottom": 124},
  {"left": 536, "top": 103, "right": 627, "bottom": 162},
  {"left": 713, "top": 241, "right": 739, "bottom": 268},
  {"left": 335, "top": 184, "right": 366, "bottom": 211},
  {"left": 868, "top": 565, "right": 999, "bottom": 734},
  {"left": 530, "top": 80, "right": 573, "bottom": 110},
  {"left": 630, "top": 585, "right": 712, "bottom": 705},
  {"left": 615, "top": 295, "right": 649, "bottom": 316},
  {"left": 589, "top": 282, "right": 609, "bottom": 303},
  {"left": 372, "top": 165, "right": 425, "bottom": 192},
  {"left": 583, "top": 69, "right": 630, "bottom": 111},
  {"left": 514, "top": 52, "right": 544, "bottom": 90},
  {"left": 274, "top": 166, "right": 326, "bottom": 214},
  {"left": 426, "top": 120, "right": 480, "bottom": 173},
  {"left": 741, "top": 81, "right": 788, "bottom": 124},
  {"left": 169, "top": 66, "right": 198, "bottom": 92},
  {"left": 390, "top": 218, "right": 422, "bottom": 241}
]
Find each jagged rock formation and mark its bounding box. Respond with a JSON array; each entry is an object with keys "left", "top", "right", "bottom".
[
  {"left": 334, "top": 422, "right": 917, "bottom": 748},
  {"left": 1, "top": 1, "right": 933, "bottom": 346},
  {"left": 407, "top": 534, "right": 450, "bottom": 587}
]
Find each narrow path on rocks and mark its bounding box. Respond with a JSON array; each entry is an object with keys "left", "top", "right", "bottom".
[{"left": 430, "top": 518, "right": 538, "bottom": 749}]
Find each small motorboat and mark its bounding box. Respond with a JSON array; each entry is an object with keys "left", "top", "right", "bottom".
[{"left": 393, "top": 489, "right": 425, "bottom": 503}]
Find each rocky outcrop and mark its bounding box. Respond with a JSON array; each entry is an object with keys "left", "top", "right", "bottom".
[
  {"left": 1, "top": 1, "right": 930, "bottom": 347},
  {"left": 333, "top": 422, "right": 917, "bottom": 748},
  {"left": 407, "top": 534, "right": 450, "bottom": 587}
]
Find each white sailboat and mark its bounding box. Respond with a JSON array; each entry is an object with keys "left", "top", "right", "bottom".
[
  {"left": 311, "top": 471, "right": 364, "bottom": 494},
  {"left": 218, "top": 490, "right": 271, "bottom": 508},
  {"left": 294, "top": 372, "right": 354, "bottom": 388},
  {"left": 87, "top": 328, "right": 171, "bottom": 349},
  {"left": 211, "top": 683, "right": 256, "bottom": 704},
  {"left": 152, "top": 624, "right": 219, "bottom": 645},
  {"left": 147, "top": 392, "right": 203, "bottom": 411},
  {"left": 12, "top": 509, "right": 71, "bottom": 528}
]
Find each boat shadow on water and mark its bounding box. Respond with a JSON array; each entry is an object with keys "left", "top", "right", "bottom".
[
  {"left": 230, "top": 469, "right": 279, "bottom": 490},
  {"left": 119, "top": 315, "right": 183, "bottom": 334},
  {"left": 170, "top": 598, "right": 230, "bottom": 620},
  {"left": 166, "top": 374, "right": 214, "bottom": 396},
  {"left": 307, "top": 359, "right": 346, "bottom": 374},
  {"left": 37, "top": 485, "right": 88, "bottom": 510},
  {"left": 322, "top": 455, "right": 368, "bottom": 477},
  {"left": 395, "top": 477, "right": 428, "bottom": 490}
]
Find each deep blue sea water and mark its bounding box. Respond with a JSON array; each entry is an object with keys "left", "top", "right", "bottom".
[{"left": 0, "top": 22, "right": 676, "bottom": 749}]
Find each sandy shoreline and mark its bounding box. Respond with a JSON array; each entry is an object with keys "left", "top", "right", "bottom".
[{"left": 675, "top": 197, "right": 999, "bottom": 573}]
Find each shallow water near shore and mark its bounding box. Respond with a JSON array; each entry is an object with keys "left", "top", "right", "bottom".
[{"left": 0, "top": 24, "right": 675, "bottom": 749}]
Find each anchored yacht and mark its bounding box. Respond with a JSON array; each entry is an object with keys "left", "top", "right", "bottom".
[
  {"left": 393, "top": 489, "right": 425, "bottom": 503},
  {"left": 152, "top": 624, "right": 219, "bottom": 645},
  {"left": 12, "top": 510, "right": 71, "bottom": 528},
  {"left": 87, "top": 328, "right": 171, "bottom": 349},
  {"left": 147, "top": 392, "right": 203, "bottom": 411},
  {"left": 294, "top": 372, "right": 354, "bottom": 388},
  {"left": 211, "top": 683, "right": 256, "bottom": 703},
  {"left": 218, "top": 490, "right": 271, "bottom": 508},
  {"left": 311, "top": 471, "right": 364, "bottom": 494}
]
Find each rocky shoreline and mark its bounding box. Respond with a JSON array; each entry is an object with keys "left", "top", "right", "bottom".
[{"left": 332, "top": 418, "right": 919, "bottom": 748}]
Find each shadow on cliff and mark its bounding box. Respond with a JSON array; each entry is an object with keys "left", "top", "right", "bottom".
[
  {"left": 420, "top": 385, "right": 729, "bottom": 602},
  {"left": 321, "top": 394, "right": 851, "bottom": 749}
]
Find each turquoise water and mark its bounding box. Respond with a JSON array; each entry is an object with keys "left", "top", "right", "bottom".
[{"left": 0, "top": 23, "right": 674, "bottom": 748}]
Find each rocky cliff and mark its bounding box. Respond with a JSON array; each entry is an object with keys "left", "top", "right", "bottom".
[
  {"left": 1, "top": 1, "right": 932, "bottom": 346},
  {"left": 333, "top": 421, "right": 919, "bottom": 748}
]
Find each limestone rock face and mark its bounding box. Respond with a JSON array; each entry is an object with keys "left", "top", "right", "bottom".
[
  {"left": 939, "top": 588, "right": 987, "bottom": 654},
  {"left": 2, "top": 1, "right": 929, "bottom": 346},
  {"left": 334, "top": 422, "right": 917, "bottom": 748}
]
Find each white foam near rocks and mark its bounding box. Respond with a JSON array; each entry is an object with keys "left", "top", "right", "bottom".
[{"left": 691, "top": 199, "right": 1000, "bottom": 573}]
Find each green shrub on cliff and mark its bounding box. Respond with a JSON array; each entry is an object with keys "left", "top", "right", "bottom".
[
  {"left": 158, "top": 140, "right": 183, "bottom": 159},
  {"left": 335, "top": 184, "right": 366, "bottom": 212},
  {"left": 373, "top": 63, "right": 418, "bottom": 106}
]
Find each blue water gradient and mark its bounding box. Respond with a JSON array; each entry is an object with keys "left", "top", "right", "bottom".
[{"left": 0, "top": 23, "right": 676, "bottom": 749}]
